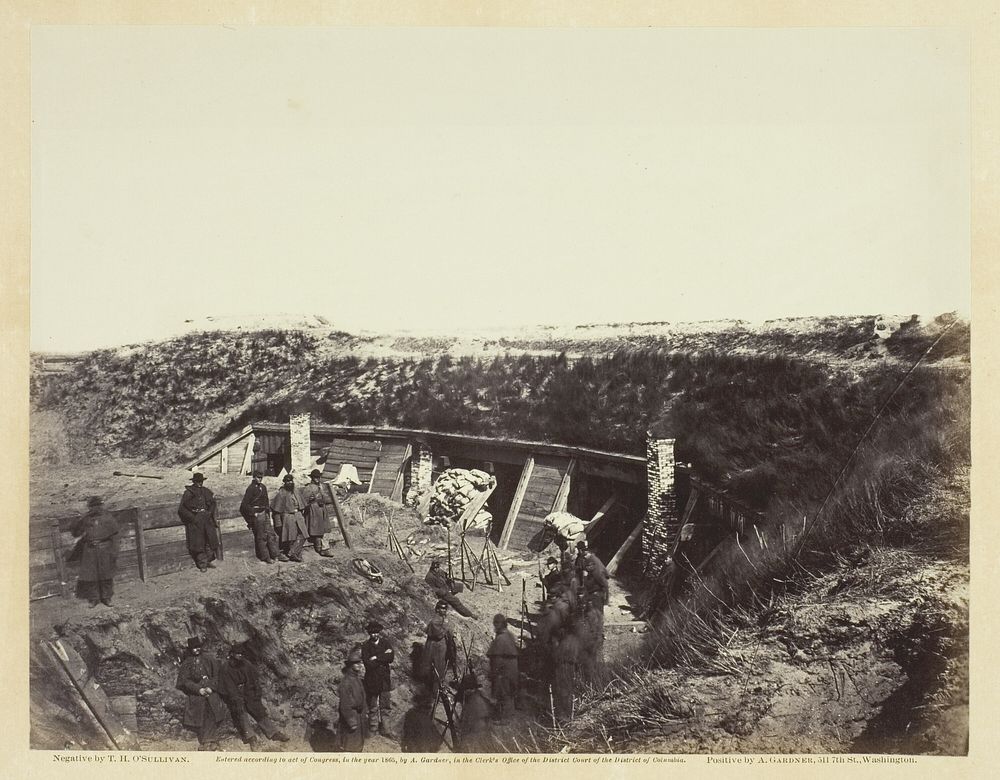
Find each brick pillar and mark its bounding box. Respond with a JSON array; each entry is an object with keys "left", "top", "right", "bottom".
[
  {"left": 289, "top": 413, "right": 312, "bottom": 477},
  {"left": 405, "top": 444, "right": 434, "bottom": 504},
  {"left": 643, "top": 434, "right": 677, "bottom": 578}
]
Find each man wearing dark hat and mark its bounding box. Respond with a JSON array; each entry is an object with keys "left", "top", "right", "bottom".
[
  {"left": 360, "top": 621, "right": 395, "bottom": 737},
  {"left": 270, "top": 474, "right": 308, "bottom": 562},
  {"left": 176, "top": 637, "right": 227, "bottom": 750},
  {"left": 218, "top": 644, "right": 290, "bottom": 749},
  {"left": 301, "top": 469, "right": 335, "bottom": 558},
  {"left": 178, "top": 473, "right": 220, "bottom": 572},
  {"left": 421, "top": 600, "right": 458, "bottom": 702},
  {"left": 424, "top": 560, "right": 476, "bottom": 618},
  {"left": 542, "top": 556, "right": 567, "bottom": 598},
  {"left": 71, "top": 496, "right": 119, "bottom": 607},
  {"left": 240, "top": 471, "right": 285, "bottom": 564},
  {"left": 338, "top": 647, "right": 368, "bottom": 752},
  {"left": 486, "top": 614, "right": 519, "bottom": 721}
]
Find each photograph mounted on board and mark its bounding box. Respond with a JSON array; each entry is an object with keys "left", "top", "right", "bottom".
[{"left": 27, "top": 25, "right": 970, "bottom": 757}]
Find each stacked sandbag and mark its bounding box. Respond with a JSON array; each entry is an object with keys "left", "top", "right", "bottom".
[
  {"left": 426, "top": 468, "right": 497, "bottom": 528},
  {"left": 543, "top": 511, "right": 586, "bottom": 546}
]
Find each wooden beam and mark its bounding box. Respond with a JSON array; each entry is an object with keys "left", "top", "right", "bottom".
[
  {"left": 219, "top": 444, "right": 228, "bottom": 474},
  {"left": 499, "top": 455, "right": 534, "bottom": 550},
  {"left": 550, "top": 458, "right": 576, "bottom": 514},
  {"left": 607, "top": 516, "right": 645, "bottom": 577},
  {"left": 390, "top": 443, "right": 412, "bottom": 503},
  {"left": 584, "top": 494, "right": 618, "bottom": 532},
  {"left": 325, "top": 483, "right": 353, "bottom": 550},
  {"left": 132, "top": 509, "right": 147, "bottom": 583},
  {"left": 49, "top": 520, "right": 68, "bottom": 598},
  {"left": 239, "top": 434, "right": 255, "bottom": 476},
  {"left": 456, "top": 484, "right": 496, "bottom": 531}
]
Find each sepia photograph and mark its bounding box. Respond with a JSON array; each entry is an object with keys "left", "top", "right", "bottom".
[{"left": 21, "top": 20, "right": 974, "bottom": 764}]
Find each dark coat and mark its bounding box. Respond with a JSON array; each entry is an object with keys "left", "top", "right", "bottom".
[
  {"left": 218, "top": 658, "right": 268, "bottom": 722},
  {"left": 240, "top": 481, "right": 270, "bottom": 523},
  {"left": 361, "top": 636, "right": 394, "bottom": 695},
  {"left": 338, "top": 669, "right": 367, "bottom": 751},
  {"left": 421, "top": 617, "right": 457, "bottom": 682},
  {"left": 178, "top": 485, "right": 216, "bottom": 524},
  {"left": 271, "top": 486, "right": 308, "bottom": 542},
  {"left": 487, "top": 629, "right": 519, "bottom": 694},
  {"left": 176, "top": 653, "right": 227, "bottom": 728},
  {"left": 300, "top": 482, "right": 332, "bottom": 536},
  {"left": 580, "top": 552, "right": 609, "bottom": 603},
  {"left": 71, "top": 510, "right": 119, "bottom": 583},
  {"left": 458, "top": 689, "right": 494, "bottom": 752}
]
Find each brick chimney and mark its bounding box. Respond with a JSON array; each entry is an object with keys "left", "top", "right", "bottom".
[
  {"left": 289, "top": 412, "right": 313, "bottom": 477},
  {"left": 643, "top": 432, "right": 678, "bottom": 578}
]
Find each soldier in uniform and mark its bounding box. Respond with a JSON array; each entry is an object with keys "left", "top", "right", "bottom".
[
  {"left": 175, "top": 637, "right": 227, "bottom": 750},
  {"left": 486, "top": 614, "right": 519, "bottom": 721},
  {"left": 218, "top": 644, "right": 290, "bottom": 749},
  {"left": 178, "top": 473, "right": 219, "bottom": 572},
  {"left": 240, "top": 471, "right": 285, "bottom": 564},
  {"left": 576, "top": 540, "right": 609, "bottom": 607},
  {"left": 300, "top": 469, "right": 335, "bottom": 558},
  {"left": 270, "top": 474, "right": 308, "bottom": 562},
  {"left": 421, "top": 600, "right": 458, "bottom": 701},
  {"left": 71, "top": 496, "right": 119, "bottom": 607},
  {"left": 338, "top": 647, "right": 368, "bottom": 752},
  {"left": 361, "top": 621, "right": 395, "bottom": 737}
]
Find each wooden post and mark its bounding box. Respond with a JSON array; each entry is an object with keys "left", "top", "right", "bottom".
[
  {"left": 133, "top": 508, "right": 147, "bottom": 583},
  {"left": 390, "top": 443, "right": 412, "bottom": 503},
  {"left": 550, "top": 459, "right": 576, "bottom": 514},
  {"left": 239, "top": 434, "right": 256, "bottom": 476},
  {"left": 220, "top": 445, "right": 228, "bottom": 474},
  {"left": 325, "top": 483, "right": 353, "bottom": 549},
  {"left": 50, "top": 520, "right": 68, "bottom": 597},
  {"left": 499, "top": 455, "right": 534, "bottom": 550},
  {"left": 607, "top": 516, "right": 645, "bottom": 576}
]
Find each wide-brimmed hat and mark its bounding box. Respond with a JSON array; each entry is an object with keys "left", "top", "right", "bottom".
[
  {"left": 366, "top": 620, "right": 384, "bottom": 634},
  {"left": 345, "top": 647, "right": 363, "bottom": 665},
  {"left": 191, "top": 473, "right": 206, "bottom": 483},
  {"left": 309, "top": 469, "right": 323, "bottom": 479},
  {"left": 282, "top": 474, "right": 295, "bottom": 484}
]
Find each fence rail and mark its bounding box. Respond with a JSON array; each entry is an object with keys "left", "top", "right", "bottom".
[{"left": 29, "top": 497, "right": 253, "bottom": 601}]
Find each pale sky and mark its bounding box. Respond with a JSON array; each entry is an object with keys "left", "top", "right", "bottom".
[{"left": 30, "top": 26, "right": 970, "bottom": 352}]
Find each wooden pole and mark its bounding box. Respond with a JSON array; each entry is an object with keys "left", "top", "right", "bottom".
[
  {"left": 325, "top": 483, "right": 353, "bottom": 549},
  {"left": 133, "top": 508, "right": 147, "bottom": 583}
]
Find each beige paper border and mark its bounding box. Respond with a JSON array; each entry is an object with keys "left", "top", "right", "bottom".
[{"left": 2, "top": 2, "right": 996, "bottom": 778}]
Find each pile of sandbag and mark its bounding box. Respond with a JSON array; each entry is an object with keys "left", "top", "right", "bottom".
[
  {"left": 543, "top": 511, "right": 586, "bottom": 545},
  {"left": 426, "top": 468, "right": 497, "bottom": 529}
]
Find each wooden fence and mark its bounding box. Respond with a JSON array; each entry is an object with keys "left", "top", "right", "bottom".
[{"left": 29, "top": 496, "right": 256, "bottom": 601}]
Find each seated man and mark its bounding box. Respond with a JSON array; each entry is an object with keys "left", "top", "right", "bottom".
[
  {"left": 424, "top": 560, "right": 476, "bottom": 618},
  {"left": 218, "top": 644, "right": 290, "bottom": 748}
]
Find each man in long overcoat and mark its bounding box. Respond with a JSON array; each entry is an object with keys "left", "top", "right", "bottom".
[
  {"left": 175, "top": 637, "right": 227, "bottom": 750},
  {"left": 576, "top": 540, "right": 609, "bottom": 606},
  {"left": 270, "top": 474, "right": 308, "bottom": 562},
  {"left": 240, "top": 471, "right": 284, "bottom": 563},
  {"left": 178, "top": 473, "right": 219, "bottom": 572},
  {"left": 421, "top": 600, "right": 458, "bottom": 701},
  {"left": 72, "top": 496, "right": 119, "bottom": 606},
  {"left": 361, "top": 620, "right": 394, "bottom": 736},
  {"left": 338, "top": 647, "right": 368, "bottom": 752},
  {"left": 486, "top": 614, "right": 519, "bottom": 721},
  {"left": 218, "top": 644, "right": 290, "bottom": 748},
  {"left": 300, "top": 469, "right": 335, "bottom": 557}
]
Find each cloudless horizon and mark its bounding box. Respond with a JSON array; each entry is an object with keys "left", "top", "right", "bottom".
[{"left": 31, "top": 27, "right": 970, "bottom": 352}]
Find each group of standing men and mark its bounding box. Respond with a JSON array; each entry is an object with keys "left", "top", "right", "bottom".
[{"left": 175, "top": 468, "right": 339, "bottom": 571}]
